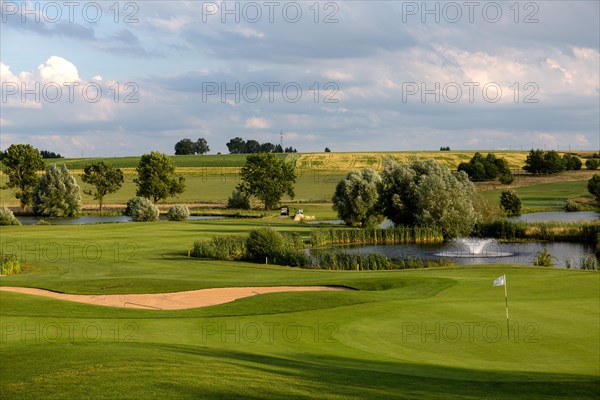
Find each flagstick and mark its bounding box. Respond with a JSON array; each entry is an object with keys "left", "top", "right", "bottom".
[{"left": 504, "top": 274, "right": 510, "bottom": 339}]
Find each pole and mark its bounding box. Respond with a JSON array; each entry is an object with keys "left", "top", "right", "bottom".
[{"left": 504, "top": 274, "right": 510, "bottom": 339}]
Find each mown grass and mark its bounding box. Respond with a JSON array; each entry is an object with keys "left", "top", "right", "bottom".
[{"left": 1, "top": 220, "right": 599, "bottom": 399}]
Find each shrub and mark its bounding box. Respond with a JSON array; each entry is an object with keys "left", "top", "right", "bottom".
[
  {"left": 245, "top": 227, "right": 285, "bottom": 263},
  {"left": 579, "top": 256, "right": 597, "bottom": 270},
  {"left": 585, "top": 158, "right": 600, "bottom": 170},
  {"left": 564, "top": 200, "right": 580, "bottom": 212},
  {"left": 127, "top": 196, "right": 159, "bottom": 222},
  {"left": 500, "top": 190, "right": 522, "bottom": 216},
  {"left": 1, "top": 253, "right": 21, "bottom": 275},
  {"left": 227, "top": 190, "right": 251, "bottom": 210},
  {"left": 533, "top": 248, "right": 555, "bottom": 267},
  {"left": 192, "top": 235, "right": 246, "bottom": 260},
  {"left": 167, "top": 204, "right": 189, "bottom": 221},
  {"left": 0, "top": 207, "right": 20, "bottom": 226},
  {"left": 32, "top": 164, "right": 81, "bottom": 217},
  {"left": 499, "top": 172, "right": 514, "bottom": 185},
  {"left": 588, "top": 174, "right": 600, "bottom": 202}
]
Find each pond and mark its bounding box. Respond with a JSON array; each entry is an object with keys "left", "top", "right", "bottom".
[
  {"left": 16, "top": 215, "right": 226, "bottom": 225},
  {"left": 509, "top": 211, "right": 599, "bottom": 223},
  {"left": 311, "top": 239, "right": 596, "bottom": 269}
]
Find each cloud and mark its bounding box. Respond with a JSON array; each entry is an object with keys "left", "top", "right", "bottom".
[
  {"left": 244, "top": 117, "right": 270, "bottom": 129},
  {"left": 37, "top": 56, "right": 80, "bottom": 83}
]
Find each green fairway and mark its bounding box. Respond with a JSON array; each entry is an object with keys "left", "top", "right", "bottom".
[
  {"left": 1, "top": 221, "right": 598, "bottom": 399},
  {"left": 483, "top": 180, "right": 592, "bottom": 212}
]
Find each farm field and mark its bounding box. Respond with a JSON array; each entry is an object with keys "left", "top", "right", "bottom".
[
  {"left": 1, "top": 220, "right": 599, "bottom": 399},
  {"left": 0, "top": 151, "right": 595, "bottom": 211}
]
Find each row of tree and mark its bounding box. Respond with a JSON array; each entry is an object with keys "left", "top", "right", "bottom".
[
  {"left": 0, "top": 148, "right": 62, "bottom": 161},
  {"left": 524, "top": 149, "right": 584, "bottom": 174},
  {"left": 2, "top": 144, "right": 186, "bottom": 215},
  {"left": 174, "top": 138, "right": 210, "bottom": 155},
  {"left": 226, "top": 137, "right": 296, "bottom": 154}
]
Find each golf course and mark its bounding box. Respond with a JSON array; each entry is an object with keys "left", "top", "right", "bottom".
[{"left": 1, "top": 150, "right": 599, "bottom": 399}]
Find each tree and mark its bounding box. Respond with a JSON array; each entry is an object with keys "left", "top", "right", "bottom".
[
  {"left": 332, "top": 169, "right": 383, "bottom": 227},
  {"left": 135, "top": 151, "right": 185, "bottom": 203},
  {"left": 237, "top": 153, "right": 296, "bottom": 210},
  {"left": 2, "top": 144, "right": 45, "bottom": 210},
  {"left": 81, "top": 161, "right": 124, "bottom": 211},
  {"left": 588, "top": 174, "right": 600, "bottom": 203},
  {"left": 40, "top": 150, "right": 63, "bottom": 159},
  {"left": 524, "top": 149, "right": 565, "bottom": 174},
  {"left": 500, "top": 190, "right": 522, "bottom": 216},
  {"left": 378, "top": 159, "right": 479, "bottom": 238},
  {"left": 273, "top": 144, "right": 284, "bottom": 153},
  {"left": 586, "top": 158, "right": 600, "bottom": 170},
  {"left": 32, "top": 164, "right": 81, "bottom": 217},
  {"left": 174, "top": 138, "right": 195, "bottom": 155},
  {"left": 226, "top": 137, "right": 246, "bottom": 154},
  {"left": 284, "top": 146, "right": 297, "bottom": 153},
  {"left": 563, "top": 154, "right": 582, "bottom": 171},
  {"left": 458, "top": 152, "right": 512, "bottom": 183},
  {"left": 194, "top": 138, "right": 210, "bottom": 155},
  {"left": 245, "top": 140, "right": 261, "bottom": 154},
  {"left": 324, "top": 147, "right": 331, "bottom": 153},
  {"left": 259, "top": 142, "right": 275, "bottom": 153}
]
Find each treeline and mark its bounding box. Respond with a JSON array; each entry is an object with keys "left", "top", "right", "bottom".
[
  {"left": 0, "top": 149, "right": 62, "bottom": 160},
  {"left": 226, "top": 137, "right": 296, "bottom": 154}
]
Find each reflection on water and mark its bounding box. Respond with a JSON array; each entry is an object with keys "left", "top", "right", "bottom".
[{"left": 311, "top": 241, "right": 595, "bottom": 269}]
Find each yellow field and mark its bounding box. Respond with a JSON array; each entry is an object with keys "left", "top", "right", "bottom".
[{"left": 294, "top": 151, "right": 531, "bottom": 171}]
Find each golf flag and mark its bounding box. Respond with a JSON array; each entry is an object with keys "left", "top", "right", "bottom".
[{"left": 493, "top": 275, "right": 505, "bottom": 286}]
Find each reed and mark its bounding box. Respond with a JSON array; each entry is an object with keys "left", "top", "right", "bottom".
[{"left": 310, "top": 226, "right": 444, "bottom": 247}]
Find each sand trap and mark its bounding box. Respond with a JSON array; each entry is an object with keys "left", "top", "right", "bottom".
[{"left": 0, "top": 286, "right": 350, "bottom": 310}]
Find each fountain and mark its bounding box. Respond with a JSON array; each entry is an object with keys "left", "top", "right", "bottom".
[{"left": 435, "top": 238, "right": 513, "bottom": 258}]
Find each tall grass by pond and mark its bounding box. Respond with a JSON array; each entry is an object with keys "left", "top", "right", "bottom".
[
  {"left": 310, "top": 226, "right": 444, "bottom": 247},
  {"left": 473, "top": 220, "right": 600, "bottom": 246}
]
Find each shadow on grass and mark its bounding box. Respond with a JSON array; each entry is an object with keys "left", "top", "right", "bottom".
[{"left": 1, "top": 342, "right": 598, "bottom": 400}]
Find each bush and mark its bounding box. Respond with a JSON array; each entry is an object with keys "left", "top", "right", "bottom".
[
  {"left": 0, "top": 207, "right": 20, "bottom": 226},
  {"left": 500, "top": 190, "right": 522, "bottom": 216},
  {"left": 499, "top": 172, "right": 515, "bottom": 185},
  {"left": 1, "top": 253, "right": 21, "bottom": 275},
  {"left": 564, "top": 200, "right": 580, "bottom": 212},
  {"left": 127, "top": 196, "right": 159, "bottom": 222},
  {"left": 533, "top": 248, "right": 556, "bottom": 267},
  {"left": 167, "top": 204, "right": 189, "bottom": 221},
  {"left": 32, "top": 164, "right": 81, "bottom": 217},
  {"left": 588, "top": 174, "right": 600, "bottom": 203},
  {"left": 245, "top": 227, "right": 285, "bottom": 263},
  {"left": 192, "top": 235, "right": 246, "bottom": 260},
  {"left": 585, "top": 159, "right": 600, "bottom": 170},
  {"left": 226, "top": 190, "right": 251, "bottom": 210}
]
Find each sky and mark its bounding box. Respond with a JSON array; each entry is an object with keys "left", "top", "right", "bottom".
[{"left": 0, "top": 0, "right": 599, "bottom": 157}]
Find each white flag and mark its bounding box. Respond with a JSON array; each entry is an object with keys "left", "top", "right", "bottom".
[{"left": 493, "top": 275, "right": 505, "bottom": 287}]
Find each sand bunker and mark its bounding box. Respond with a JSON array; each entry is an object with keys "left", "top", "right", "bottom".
[{"left": 0, "top": 286, "right": 349, "bottom": 310}]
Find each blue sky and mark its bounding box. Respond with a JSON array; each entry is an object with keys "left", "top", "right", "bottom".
[{"left": 1, "top": 1, "right": 599, "bottom": 157}]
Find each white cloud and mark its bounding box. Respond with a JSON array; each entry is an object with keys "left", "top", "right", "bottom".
[
  {"left": 244, "top": 117, "right": 270, "bottom": 129},
  {"left": 37, "top": 56, "right": 80, "bottom": 84}
]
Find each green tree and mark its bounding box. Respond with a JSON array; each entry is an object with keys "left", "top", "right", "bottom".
[
  {"left": 332, "top": 168, "right": 383, "bottom": 227},
  {"left": 174, "top": 139, "right": 195, "bottom": 155},
  {"left": 588, "top": 174, "right": 600, "bottom": 202},
  {"left": 32, "top": 164, "right": 81, "bottom": 217},
  {"left": 378, "top": 159, "right": 479, "bottom": 238},
  {"left": 458, "top": 152, "right": 512, "bottom": 183},
  {"left": 2, "top": 144, "right": 45, "bottom": 210},
  {"left": 194, "top": 138, "right": 210, "bottom": 155},
  {"left": 135, "top": 151, "right": 185, "bottom": 203},
  {"left": 226, "top": 137, "right": 246, "bottom": 154},
  {"left": 586, "top": 158, "right": 600, "bottom": 170},
  {"left": 81, "top": 161, "right": 124, "bottom": 211},
  {"left": 237, "top": 153, "right": 296, "bottom": 210},
  {"left": 500, "top": 190, "right": 522, "bottom": 216},
  {"left": 524, "top": 149, "right": 565, "bottom": 174}
]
